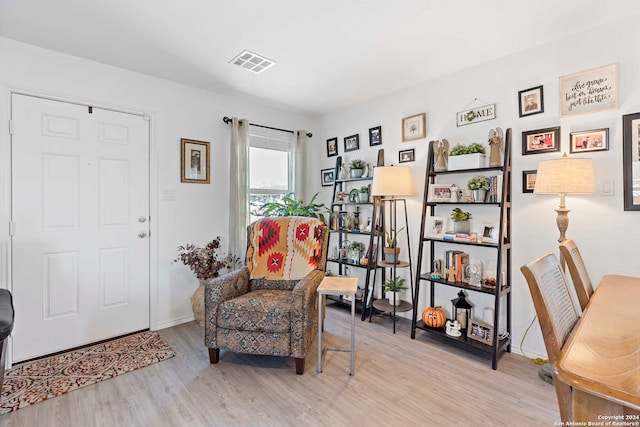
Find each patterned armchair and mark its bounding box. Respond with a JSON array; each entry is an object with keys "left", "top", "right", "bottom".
[{"left": 204, "top": 216, "right": 328, "bottom": 375}]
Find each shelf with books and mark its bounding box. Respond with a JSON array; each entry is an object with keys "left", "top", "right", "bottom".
[{"left": 411, "top": 129, "right": 512, "bottom": 370}]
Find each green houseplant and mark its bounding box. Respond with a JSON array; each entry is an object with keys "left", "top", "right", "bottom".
[
  {"left": 349, "top": 241, "right": 365, "bottom": 261},
  {"left": 449, "top": 142, "right": 486, "bottom": 156},
  {"left": 448, "top": 143, "right": 487, "bottom": 171},
  {"left": 256, "top": 192, "right": 331, "bottom": 223},
  {"left": 450, "top": 208, "right": 472, "bottom": 234},
  {"left": 468, "top": 175, "right": 491, "bottom": 203},
  {"left": 383, "top": 277, "right": 407, "bottom": 306},
  {"left": 349, "top": 159, "right": 366, "bottom": 178},
  {"left": 358, "top": 185, "right": 369, "bottom": 203},
  {"left": 383, "top": 226, "right": 405, "bottom": 263}
]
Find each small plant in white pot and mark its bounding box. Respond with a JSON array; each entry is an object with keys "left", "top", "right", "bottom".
[
  {"left": 383, "top": 227, "right": 405, "bottom": 263},
  {"left": 448, "top": 143, "right": 486, "bottom": 170},
  {"left": 383, "top": 277, "right": 407, "bottom": 306},
  {"left": 349, "top": 241, "right": 365, "bottom": 262},
  {"left": 349, "top": 159, "right": 366, "bottom": 178},
  {"left": 358, "top": 185, "right": 369, "bottom": 203},
  {"left": 468, "top": 175, "right": 491, "bottom": 203},
  {"left": 450, "top": 208, "right": 472, "bottom": 234}
]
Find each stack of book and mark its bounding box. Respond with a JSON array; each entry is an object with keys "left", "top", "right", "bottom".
[
  {"left": 443, "top": 231, "right": 472, "bottom": 243},
  {"left": 443, "top": 250, "right": 469, "bottom": 283}
]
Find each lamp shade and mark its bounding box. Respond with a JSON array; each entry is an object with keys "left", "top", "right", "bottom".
[
  {"left": 534, "top": 154, "right": 595, "bottom": 194},
  {"left": 371, "top": 166, "right": 414, "bottom": 196}
]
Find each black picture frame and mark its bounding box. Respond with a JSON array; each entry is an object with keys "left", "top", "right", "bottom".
[
  {"left": 344, "top": 134, "right": 359, "bottom": 152},
  {"left": 326, "top": 137, "right": 338, "bottom": 157},
  {"left": 321, "top": 168, "right": 335, "bottom": 187},
  {"left": 522, "top": 170, "right": 537, "bottom": 193},
  {"left": 399, "top": 148, "right": 415, "bottom": 163},
  {"left": 518, "top": 85, "right": 544, "bottom": 117},
  {"left": 522, "top": 126, "right": 561, "bottom": 155},
  {"left": 622, "top": 112, "right": 640, "bottom": 211},
  {"left": 369, "top": 126, "right": 382, "bottom": 146}
]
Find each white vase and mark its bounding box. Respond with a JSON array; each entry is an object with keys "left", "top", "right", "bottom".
[
  {"left": 351, "top": 169, "right": 364, "bottom": 178},
  {"left": 387, "top": 291, "right": 401, "bottom": 306}
]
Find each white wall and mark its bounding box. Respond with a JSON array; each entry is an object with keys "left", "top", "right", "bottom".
[
  {"left": 0, "top": 37, "right": 313, "bottom": 330},
  {"left": 307, "top": 15, "right": 640, "bottom": 358}
]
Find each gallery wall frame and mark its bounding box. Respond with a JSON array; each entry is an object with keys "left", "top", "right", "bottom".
[{"left": 181, "top": 138, "right": 210, "bottom": 183}]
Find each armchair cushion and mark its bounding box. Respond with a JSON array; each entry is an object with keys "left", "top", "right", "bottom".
[{"left": 218, "top": 290, "right": 292, "bottom": 333}]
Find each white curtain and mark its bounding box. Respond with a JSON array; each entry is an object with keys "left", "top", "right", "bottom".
[
  {"left": 292, "top": 130, "right": 308, "bottom": 200},
  {"left": 228, "top": 117, "right": 250, "bottom": 258}
]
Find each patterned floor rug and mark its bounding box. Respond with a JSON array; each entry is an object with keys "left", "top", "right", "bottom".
[{"left": 0, "top": 331, "right": 175, "bottom": 414}]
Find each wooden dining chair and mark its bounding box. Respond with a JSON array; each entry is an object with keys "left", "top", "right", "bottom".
[
  {"left": 559, "top": 239, "right": 593, "bottom": 311},
  {"left": 520, "top": 253, "right": 581, "bottom": 423}
]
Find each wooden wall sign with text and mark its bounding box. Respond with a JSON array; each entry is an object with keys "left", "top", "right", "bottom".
[{"left": 456, "top": 103, "right": 496, "bottom": 127}]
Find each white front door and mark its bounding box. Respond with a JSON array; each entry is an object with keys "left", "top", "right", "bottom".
[{"left": 11, "top": 94, "right": 150, "bottom": 362}]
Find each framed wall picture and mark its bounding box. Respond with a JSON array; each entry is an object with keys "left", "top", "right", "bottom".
[
  {"left": 426, "top": 216, "right": 446, "bottom": 238},
  {"left": 522, "top": 126, "right": 561, "bottom": 155},
  {"left": 518, "top": 85, "right": 544, "bottom": 117},
  {"left": 428, "top": 184, "right": 453, "bottom": 202},
  {"left": 467, "top": 319, "right": 494, "bottom": 345},
  {"left": 321, "top": 168, "right": 335, "bottom": 187},
  {"left": 480, "top": 223, "right": 499, "bottom": 244},
  {"left": 369, "top": 126, "right": 382, "bottom": 146},
  {"left": 622, "top": 112, "right": 640, "bottom": 211},
  {"left": 399, "top": 148, "right": 415, "bottom": 163},
  {"left": 181, "top": 138, "right": 210, "bottom": 183},
  {"left": 344, "top": 134, "right": 359, "bottom": 152},
  {"left": 522, "top": 170, "right": 537, "bottom": 193},
  {"left": 326, "top": 137, "right": 338, "bottom": 157},
  {"left": 402, "top": 113, "right": 426, "bottom": 142},
  {"left": 560, "top": 63, "right": 618, "bottom": 118},
  {"left": 569, "top": 128, "right": 609, "bottom": 153}
]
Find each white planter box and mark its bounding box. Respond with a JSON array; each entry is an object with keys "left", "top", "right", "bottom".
[{"left": 448, "top": 153, "right": 486, "bottom": 171}]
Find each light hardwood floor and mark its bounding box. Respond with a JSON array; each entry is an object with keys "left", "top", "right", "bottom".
[{"left": 0, "top": 305, "right": 559, "bottom": 426}]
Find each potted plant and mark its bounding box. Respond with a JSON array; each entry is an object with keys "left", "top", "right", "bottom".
[
  {"left": 173, "top": 237, "right": 239, "bottom": 327},
  {"left": 255, "top": 192, "right": 331, "bottom": 223},
  {"left": 349, "top": 241, "right": 365, "bottom": 262},
  {"left": 468, "top": 176, "right": 491, "bottom": 203},
  {"left": 383, "top": 227, "right": 405, "bottom": 263},
  {"left": 448, "top": 142, "right": 487, "bottom": 171},
  {"left": 383, "top": 277, "right": 407, "bottom": 306},
  {"left": 349, "top": 159, "right": 366, "bottom": 178},
  {"left": 358, "top": 185, "right": 369, "bottom": 203},
  {"left": 450, "top": 207, "right": 472, "bottom": 234}
]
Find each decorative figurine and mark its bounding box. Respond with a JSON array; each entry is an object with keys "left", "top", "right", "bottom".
[
  {"left": 434, "top": 139, "right": 449, "bottom": 172},
  {"left": 340, "top": 162, "right": 348, "bottom": 179},
  {"left": 488, "top": 127, "right": 503, "bottom": 167}
]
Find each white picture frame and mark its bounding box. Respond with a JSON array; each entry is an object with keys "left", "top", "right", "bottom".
[
  {"left": 480, "top": 223, "right": 499, "bottom": 244},
  {"left": 428, "top": 184, "right": 453, "bottom": 202},
  {"left": 426, "top": 216, "right": 446, "bottom": 238}
]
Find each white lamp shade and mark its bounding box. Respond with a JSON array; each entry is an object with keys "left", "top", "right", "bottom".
[
  {"left": 534, "top": 155, "right": 595, "bottom": 194},
  {"left": 371, "top": 166, "right": 414, "bottom": 196}
]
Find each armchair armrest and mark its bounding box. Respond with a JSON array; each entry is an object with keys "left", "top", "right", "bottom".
[
  {"left": 291, "top": 269, "right": 325, "bottom": 358},
  {"left": 204, "top": 266, "right": 250, "bottom": 348}
]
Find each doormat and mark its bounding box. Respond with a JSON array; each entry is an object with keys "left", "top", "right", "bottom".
[{"left": 0, "top": 331, "right": 175, "bottom": 414}]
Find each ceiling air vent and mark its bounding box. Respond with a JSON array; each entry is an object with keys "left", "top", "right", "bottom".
[{"left": 229, "top": 50, "right": 276, "bottom": 74}]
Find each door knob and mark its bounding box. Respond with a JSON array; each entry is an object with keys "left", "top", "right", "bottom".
[
  {"left": 138, "top": 231, "right": 148, "bottom": 238},
  {"left": 138, "top": 216, "right": 147, "bottom": 223}
]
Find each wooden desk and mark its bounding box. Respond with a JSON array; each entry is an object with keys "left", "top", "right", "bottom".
[{"left": 556, "top": 275, "right": 640, "bottom": 421}]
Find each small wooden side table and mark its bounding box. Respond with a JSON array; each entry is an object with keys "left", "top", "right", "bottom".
[{"left": 317, "top": 276, "right": 358, "bottom": 376}]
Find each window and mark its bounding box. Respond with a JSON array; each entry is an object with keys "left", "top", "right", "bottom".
[{"left": 249, "top": 129, "right": 293, "bottom": 222}]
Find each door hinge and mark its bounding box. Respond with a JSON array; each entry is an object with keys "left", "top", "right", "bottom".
[
  {"left": 9, "top": 221, "right": 16, "bottom": 237},
  {"left": 8, "top": 120, "right": 13, "bottom": 135},
  {"left": 88, "top": 106, "right": 93, "bottom": 114}
]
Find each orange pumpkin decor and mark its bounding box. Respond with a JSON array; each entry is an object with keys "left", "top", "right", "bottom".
[{"left": 422, "top": 306, "right": 447, "bottom": 328}]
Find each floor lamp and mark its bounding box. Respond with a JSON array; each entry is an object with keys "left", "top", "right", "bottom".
[
  {"left": 533, "top": 153, "right": 594, "bottom": 385},
  {"left": 371, "top": 166, "right": 415, "bottom": 332}
]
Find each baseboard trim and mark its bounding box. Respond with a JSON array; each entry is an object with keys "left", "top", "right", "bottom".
[{"left": 154, "top": 315, "right": 195, "bottom": 331}]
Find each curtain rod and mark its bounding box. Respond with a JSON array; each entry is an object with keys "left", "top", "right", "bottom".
[{"left": 222, "top": 116, "right": 312, "bottom": 138}]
